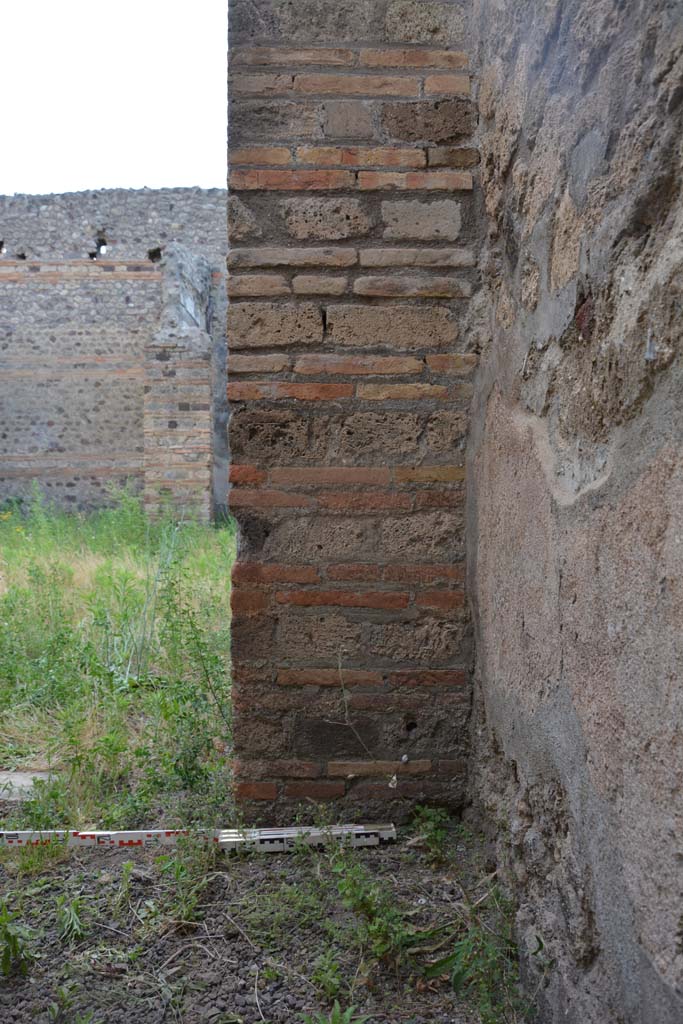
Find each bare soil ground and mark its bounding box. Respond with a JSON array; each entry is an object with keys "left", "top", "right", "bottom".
[{"left": 0, "top": 815, "right": 511, "bottom": 1024}]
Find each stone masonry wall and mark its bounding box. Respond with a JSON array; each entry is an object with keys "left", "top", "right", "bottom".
[
  {"left": 0, "top": 188, "right": 227, "bottom": 262},
  {"left": 467, "top": 3, "right": 683, "bottom": 1022},
  {"left": 0, "top": 259, "right": 160, "bottom": 508},
  {"left": 228, "top": 0, "right": 481, "bottom": 818},
  {"left": 0, "top": 190, "right": 227, "bottom": 517}
]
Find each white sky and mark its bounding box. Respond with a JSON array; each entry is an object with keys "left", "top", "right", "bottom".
[{"left": 1, "top": 0, "right": 227, "bottom": 195}]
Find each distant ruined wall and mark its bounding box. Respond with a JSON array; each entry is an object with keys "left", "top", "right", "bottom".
[
  {"left": 0, "top": 189, "right": 227, "bottom": 517},
  {"left": 227, "top": 0, "right": 481, "bottom": 818},
  {"left": 0, "top": 188, "right": 227, "bottom": 262},
  {"left": 0, "top": 258, "right": 160, "bottom": 508},
  {"left": 467, "top": 2, "right": 683, "bottom": 1022}
]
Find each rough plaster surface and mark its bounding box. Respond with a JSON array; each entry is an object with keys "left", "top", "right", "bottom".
[{"left": 467, "top": 2, "right": 683, "bottom": 1021}]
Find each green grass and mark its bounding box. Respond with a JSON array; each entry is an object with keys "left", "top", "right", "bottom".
[{"left": 0, "top": 489, "right": 236, "bottom": 831}]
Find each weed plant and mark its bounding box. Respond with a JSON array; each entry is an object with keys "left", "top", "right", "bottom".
[
  {"left": 0, "top": 488, "right": 236, "bottom": 830},
  {"left": 411, "top": 804, "right": 450, "bottom": 863},
  {"left": 302, "top": 1002, "right": 370, "bottom": 1024},
  {"left": 0, "top": 898, "right": 35, "bottom": 976},
  {"left": 154, "top": 833, "right": 220, "bottom": 929},
  {"left": 310, "top": 948, "right": 344, "bottom": 1001},
  {"left": 55, "top": 894, "right": 86, "bottom": 943},
  {"left": 330, "top": 844, "right": 411, "bottom": 966},
  {"left": 424, "top": 884, "right": 532, "bottom": 1023}
]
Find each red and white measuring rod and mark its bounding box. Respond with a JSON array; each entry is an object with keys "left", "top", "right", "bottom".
[{"left": 0, "top": 823, "right": 397, "bottom": 853}]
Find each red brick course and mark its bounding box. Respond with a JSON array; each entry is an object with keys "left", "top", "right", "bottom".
[
  {"left": 235, "top": 782, "right": 278, "bottom": 801},
  {"left": 230, "top": 169, "right": 356, "bottom": 191},
  {"left": 275, "top": 589, "right": 410, "bottom": 609},
  {"left": 328, "top": 760, "right": 432, "bottom": 777},
  {"left": 424, "top": 74, "right": 470, "bottom": 96},
  {"left": 269, "top": 466, "right": 392, "bottom": 486},
  {"left": 317, "top": 490, "right": 413, "bottom": 511},
  {"left": 234, "top": 759, "right": 322, "bottom": 780},
  {"left": 277, "top": 669, "right": 383, "bottom": 687},
  {"left": 230, "top": 465, "right": 267, "bottom": 485},
  {"left": 283, "top": 781, "right": 346, "bottom": 800},
  {"left": 228, "top": 382, "right": 354, "bottom": 401},
  {"left": 233, "top": 563, "right": 321, "bottom": 584},
  {"left": 234, "top": 48, "right": 355, "bottom": 67},
  {"left": 357, "top": 171, "right": 473, "bottom": 191},
  {"left": 293, "top": 355, "right": 423, "bottom": 376},
  {"left": 359, "top": 49, "right": 468, "bottom": 69},
  {"left": 327, "top": 564, "right": 383, "bottom": 581},
  {"left": 293, "top": 74, "right": 420, "bottom": 97},
  {"left": 231, "top": 146, "right": 292, "bottom": 165},
  {"left": 296, "top": 146, "right": 426, "bottom": 168}
]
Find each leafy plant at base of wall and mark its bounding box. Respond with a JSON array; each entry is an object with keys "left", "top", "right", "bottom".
[
  {"left": 0, "top": 899, "right": 35, "bottom": 976},
  {"left": 330, "top": 846, "right": 411, "bottom": 966},
  {"left": 410, "top": 804, "right": 450, "bottom": 863},
  {"left": 301, "top": 1001, "right": 370, "bottom": 1024},
  {"left": 424, "top": 886, "right": 530, "bottom": 1024}
]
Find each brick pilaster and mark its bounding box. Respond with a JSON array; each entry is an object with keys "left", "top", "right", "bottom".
[
  {"left": 228, "top": 1, "right": 479, "bottom": 818},
  {"left": 143, "top": 246, "right": 214, "bottom": 522}
]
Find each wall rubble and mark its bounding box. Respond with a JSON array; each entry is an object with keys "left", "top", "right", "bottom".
[
  {"left": 227, "top": 0, "right": 481, "bottom": 817},
  {"left": 467, "top": 2, "right": 683, "bottom": 1022}
]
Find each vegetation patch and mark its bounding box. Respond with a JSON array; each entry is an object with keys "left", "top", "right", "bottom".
[
  {"left": 0, "top": 490, "right": 236, "bottom": 831},
  {"left": 0, "top": 815, "right": 536, "bottom": 1023},
  {"left": 0, "top": 498, "right": 536, "bottom": 1021}
]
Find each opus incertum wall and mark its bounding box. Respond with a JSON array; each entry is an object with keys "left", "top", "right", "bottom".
[
  {"left": 227, "top": 0, "right": 481, "bottom": 817},
  {"left": 0, "top": 189, "right": 228, "bottom": 519},
  {"left": 0, "top": 257, "right": 161, "bottom": 509},
  {"left": 0, "top": 253, "right": 214, "bottom": 521}
]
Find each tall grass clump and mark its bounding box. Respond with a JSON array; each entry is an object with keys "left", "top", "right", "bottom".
[{"left": 0, "top": 487, "right": 236, "bottom": 830}]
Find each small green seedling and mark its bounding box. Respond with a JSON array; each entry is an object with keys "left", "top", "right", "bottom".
[
  {"left": 311, "top": 948, "right": 344, "bottom": 1001},
  {"left": 111, "top": 859, "right": 134, "bottom": 920},
  {"left": 56, "top": 894, "right": 86, "bottom": 943},
  {"left": 411, "top": 804, "right": 449, "bottom": 863},
  {"left": 302, "top": 1001, "right": 371, "bottom": 1024}
]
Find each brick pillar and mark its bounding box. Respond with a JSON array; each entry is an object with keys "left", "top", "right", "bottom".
[{"left": 228, "top": 1, "right": 479, "bottom": 818}]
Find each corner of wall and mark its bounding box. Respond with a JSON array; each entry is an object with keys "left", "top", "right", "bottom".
[{"left": 143, "top": 244, "right": 216, "bottom": 522}]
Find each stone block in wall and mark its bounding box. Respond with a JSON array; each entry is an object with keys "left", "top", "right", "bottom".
[
  {"left": 381, "top": 98, "right": 474, "bottom": 143},
  {"left": 385, "top": 1, "right": 465, "bottom": 45}
]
